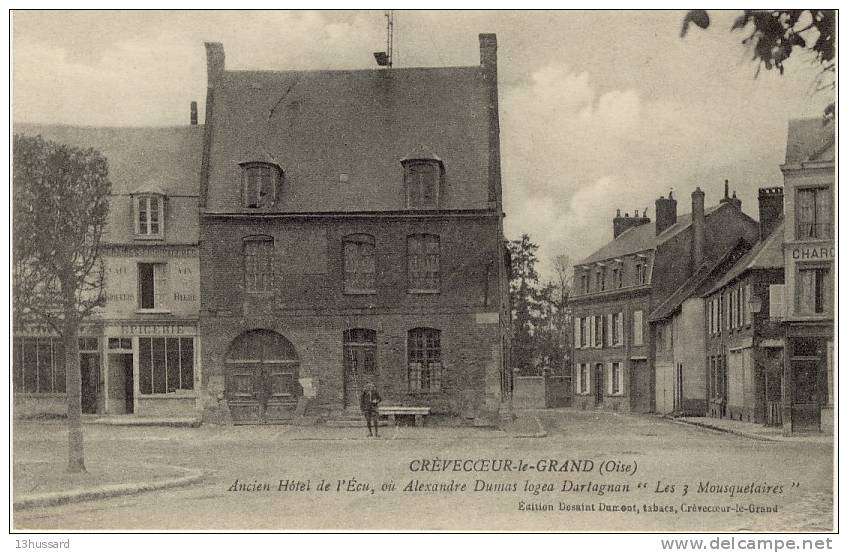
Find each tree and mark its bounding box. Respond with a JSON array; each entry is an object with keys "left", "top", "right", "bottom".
[
  {"left": 507, "top": 234, "right": 541, "bottom": 375},
  {"left": 682, "top": 9, "right": 835, "bottom": 118},
  {"left": 13, "top": 134, "right": 111, "bottom": 473}
]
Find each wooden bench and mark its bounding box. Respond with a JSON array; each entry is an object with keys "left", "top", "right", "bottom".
[{"left": 378, "top": 406, "right": 430, "bottom": 427}]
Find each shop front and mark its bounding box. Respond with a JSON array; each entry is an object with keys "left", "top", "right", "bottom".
[
  {"left": 783, "top": 326, "right": 832, "bottom": 435},
  {"left": 102, "top": 321, "right": 201, "bottom": 418}
]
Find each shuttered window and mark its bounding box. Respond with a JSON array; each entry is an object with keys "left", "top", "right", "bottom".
[
  {"left": 632, "top": 310, "right": 643, "bottom": 346},
  {"left": 138, "top": 263, "right": 168, "bottom": 310},
  {"left": 343, "top": 234, "right": 376, "bottom": 293},
  {"left": 244, "top": 237, "right": 274, "bottom": 293},
  {"left": 407, "top": 234, "right": 440, "bottom": 292}
]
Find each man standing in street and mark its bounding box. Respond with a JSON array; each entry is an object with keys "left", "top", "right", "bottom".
[{"left": 360, "top": 382, "right": 382, "bottom": 437}]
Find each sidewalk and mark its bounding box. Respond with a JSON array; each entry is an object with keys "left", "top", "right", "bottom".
[
  {"left": 673, "top": 416, "right": 833, "bottom": 443},
  {"left": 13, "top": 462, "right": 204, "bottom": 511}
]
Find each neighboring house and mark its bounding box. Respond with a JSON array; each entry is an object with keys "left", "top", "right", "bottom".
[
  {"left": 649, "top": 239, "right": 751, "bottom": 416},
  {"left": 13, "top": 119, "right": 204, "bottom": 418},
  {"left": 701, "top": 214, "right": 785, "bottom": 425},
  {"left": 650, "top": 187, "right": 785, "bottom": 419},
  {"left": 779, "top": 118, "right": 835, "bottom": 434},
  {"left": 197, "top": 36, "right": 510, "bottom": 425},
  {"left": 570, "top": 184, "right": 759, "bottom": 413}
]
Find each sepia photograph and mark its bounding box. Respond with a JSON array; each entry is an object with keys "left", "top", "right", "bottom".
[{"left": 9, "top": 8, "right": 837, "bottom": 535}]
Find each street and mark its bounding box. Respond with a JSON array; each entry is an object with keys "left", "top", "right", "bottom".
[{"left": 13, "top": 409, "right": 833, "bottom": 531}]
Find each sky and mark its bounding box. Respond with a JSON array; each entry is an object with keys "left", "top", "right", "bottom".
[{"left": 12, "top": 10, "right": 834, "bottom": 279}]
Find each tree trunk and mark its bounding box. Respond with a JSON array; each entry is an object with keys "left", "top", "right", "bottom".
[{"left": 63, "top": 320, "right": 85, "bottom": 473}]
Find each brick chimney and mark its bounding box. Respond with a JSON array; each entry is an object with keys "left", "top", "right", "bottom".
[
  {"left": 692, "top": 187, "right": 705, "bottom": 269},
  {"left": 758, "top": 187, "right": 784, "bottom": 240},
  {"left": 205, "top": 42, "right": 225, "bottom": 87},
  {"left": 479, "top": 33, "right": 501, "bottom": 209},
  {"left": 655, "top": 190, "right": 677, "bottom": 235},
  {"left": 190, "top": 101, "right": 198, "bottom": 125},
  {"left": 614, "top": 208, "right": 651, "bottom": 238}
]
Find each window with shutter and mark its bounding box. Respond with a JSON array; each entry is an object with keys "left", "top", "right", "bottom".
[
  {"left": 244, "top": 237, "right": 275, "bottom": 293},
  {"left": 138, "top": 262, "right": 168, "bottom": 310},
  {"left": 574, "top": 317, "right": 581, "bottom": 349},
  {"left": 633, "top": 310, "right": 643, "bottom": 346},
  {"left": 744, "top": 284, "right": 752, "bottom": 326},
  {"left": 241, "top": 163, "right": 280, "bottom": 208},
  {"left": 343, "top": 234, "right": 376, "bottom": 293},
  {"left": 606, "top": 314, "right": 613, "bottom": 347},
  {"left": 407, "top": 234, "right": 440, "bottom": 292}
]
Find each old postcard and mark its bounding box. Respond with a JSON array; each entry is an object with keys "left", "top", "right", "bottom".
[{"left": 10, "top": 9, "right": 836, "bottom": 534}]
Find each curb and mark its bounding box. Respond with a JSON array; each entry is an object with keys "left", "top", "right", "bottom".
[
  {"left": 13, "top": 466, "right": 205, "bottom": 511},
  {"left": 88, "top": 418, "right": 202, "bottom": 428},
  {"left": 665, "top": 417, "right": 778, "bottom": 442}
]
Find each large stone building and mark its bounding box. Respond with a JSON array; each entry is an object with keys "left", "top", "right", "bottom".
[
  {"left": 570, "top": 184, "right": 759, "bottom": 413},
  {"left": 779, "top": 118, "right": 834, "bottom": 434},
  {"left": 13, "top": 121, "right": 204, "bottom": 419},
  {"left": 197, "top": 36, "right": 510, "bottom": 425}
]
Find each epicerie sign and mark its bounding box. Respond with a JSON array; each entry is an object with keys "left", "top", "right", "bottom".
[
  {"left": 113, "top": 324, "right": 197, "bottom": 336},
  {"left": 791, "top": 246, "right": 835, "bottom": 260}
]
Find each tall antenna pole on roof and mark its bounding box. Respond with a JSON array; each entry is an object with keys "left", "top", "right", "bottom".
[
  {"left": 386, "top": 10, "right": 394, "bottom": 68},
  {"left": 374, "top": 10, "right": 394, "bottom": 68}
]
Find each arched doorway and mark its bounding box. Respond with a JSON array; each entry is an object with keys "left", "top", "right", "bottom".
[{"left": 225, "top": 329, "right": 301, "bottom": 424}]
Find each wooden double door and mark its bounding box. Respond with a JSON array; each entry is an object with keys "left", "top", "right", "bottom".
[{"left": 225, "top": 330, "right": 300, "bottom": 425}]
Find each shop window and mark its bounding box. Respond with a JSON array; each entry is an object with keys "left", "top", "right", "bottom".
[
  {"left": 407, "top": 234, "right": 440, "bottom": 292},
  {"left": 134, "top": 194, "right": 164, "bottom": 238},
  {"left": 343, "top": 234, "right": 376, "bottom": 293},
  {"left": 138, "top": 263, "right": 168, "bottom": 310},
  {"left": 796, "top": 187, "right": 832, "bottom": 239},
  {"left": 408, "top": 327, "right": 442, "bottom": 392},
  {"left": 13, "top": 337, "right": 65, "bottom": 394},
  {"left": 244, "top": 236, "right": 274, "bottom": 293},
  {"left": 138, "top": 337, "right": 194, "bottom": 394}
]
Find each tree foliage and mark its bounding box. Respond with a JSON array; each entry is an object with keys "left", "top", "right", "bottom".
[
  {"left": 507, "top": 236, "right": 572, "bottom": 376},
  {"left": 682, "top": 9, "right": 835, "bottom": 117},
  {"left": 13, "top": 133, "right": 111, "bottom": 472}
]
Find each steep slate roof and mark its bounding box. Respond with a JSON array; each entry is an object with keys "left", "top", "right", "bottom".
[
  {"left": 580, "top": 204, "right": 723, "bottom": 265},
  {"left": 647, "top": 240, "right": 747, "bottom": 321},
  {"left": 784, "top": 118, "right": 835, "bottom": 164},
  {"left": 703, "top": 219, "right": 785, "bottom": 296},
  {"left": 13, "top": 123, "right": 203, "bottom": 196},
  {"left": 203, "top": 66, "right": 491, "bottom": 212}
]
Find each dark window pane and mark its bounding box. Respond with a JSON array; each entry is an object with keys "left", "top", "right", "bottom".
[
  {"left": 139, "top": 264, "right": 155, "bottom": 308},
  {"left": 166, "top": 338, "right": 180, "bottom": 392},
  {"left": 53, "top": 340, "right": 66, "bottom": 393},
  {"left": 23, "top": 339, "right": 37, "bottom": 392},
  {"left": 180, "top": 338, "right": 194, "bottom": 390},
  {"left": 37, "top": 338, "right": 54, "bottom": 392},
  {"left": 13, "top": 338, "right": 23, "bottom": 392},
  {"left": 139, "top": 337, "right": 152, "bottom": 395},
  {"left": 152, "top": 338, "right": 166, "bottom": 394}
]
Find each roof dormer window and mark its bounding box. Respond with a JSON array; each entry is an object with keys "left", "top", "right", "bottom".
[
  {"left": 401, "top": 148, "right": 444, "bottom": 210},
  {"left": 240, "top": 161, "right": 282, "bottom": 209},
  {"left": 133, "top": 192, "right": 165, "bottom": 239}
]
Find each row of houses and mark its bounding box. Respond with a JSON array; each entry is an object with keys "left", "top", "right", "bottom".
[
  {"left": 569, "top": 118, "right": 835, "bottom": 435},
  {"left": 13, "top": 35, "right": 512, "bottom": 425}
]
